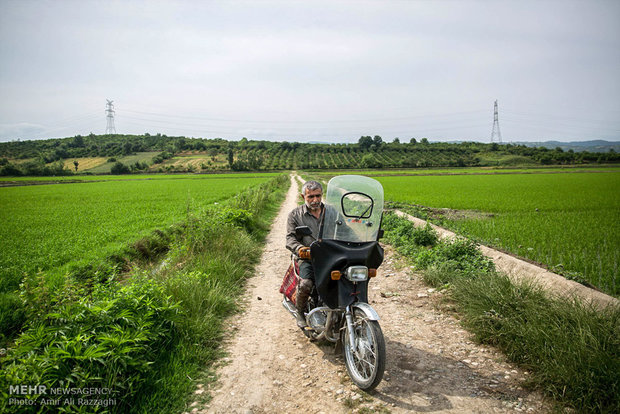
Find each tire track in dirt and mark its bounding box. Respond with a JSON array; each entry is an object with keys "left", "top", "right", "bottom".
[{"left": 186, "top": 174, "right": 550, "bottom": 414}]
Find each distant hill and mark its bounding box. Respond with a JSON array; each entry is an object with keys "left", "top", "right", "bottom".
[
  {"left": 1, "top": 134, "right": 619, "bottom": 176},
  {"left": 511, "top": 140, "right": 619, "bottom": 153}
]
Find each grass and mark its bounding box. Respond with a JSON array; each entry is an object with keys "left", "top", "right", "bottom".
[
  {"left": 0, "top": 172, "right": 283, "bottom": 182},
  {"left": 452, "top": 274, "right": 619, "bottom": 413},
  {"left": 309, "top": 165, "right": 620, "bottom": 177},
  {"left": 0, "top": 174, "right": 275, "bottom": 346},
  {"left": 375, "top": 171, "right": 620, "bottom": 297},
  {"left": 0, "top": 176, "right": 270, "bottom": 290},
  {"left": 155, "top": 153, "right": 230, "bottom": 172},
  {"left": 0, "top": 173, "right": 289, "bottom": 413},
  {"left": 62, "top": 157, "right": 108, "bottom": 172},
  {"left": 304, "top": 168, "right": 619, "bottom": 295},
  {"left": 86, "top": 152, "right": 159, "bottom": 173},
  {"left": 382, "top": 212, "right": 620, "bottom": 413},
  {"left": 475, "top": 153, "right": 538, "bottom": 166}
]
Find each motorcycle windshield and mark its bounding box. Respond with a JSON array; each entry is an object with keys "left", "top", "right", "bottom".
[{"left": 321, "top": 175, "right": 384, "bottom": 243}]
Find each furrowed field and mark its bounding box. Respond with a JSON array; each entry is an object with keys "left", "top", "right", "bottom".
[{"left": 371, "top": 170, "right": 620, "bottom": 297}]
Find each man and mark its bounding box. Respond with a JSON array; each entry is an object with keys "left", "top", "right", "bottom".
[{"left": 286, "top": 180, "right": 323, "bottom": 328}]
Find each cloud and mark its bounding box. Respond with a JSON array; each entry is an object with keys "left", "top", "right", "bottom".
[
  {"left": 0, "top": 123, "right": 47, "bottom": 141},
  {"left": 0, "top": 0, "right": 618, "bottom": 142}
]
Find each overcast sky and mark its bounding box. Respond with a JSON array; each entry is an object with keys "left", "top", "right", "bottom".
[{"left": 1, "top": 0, "right": 619, "bottom": 144}]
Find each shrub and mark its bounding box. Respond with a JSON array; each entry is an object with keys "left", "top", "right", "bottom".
[
  {"left": 0, "top": 292, "right": 26, "bottom": 346},
  {"left": 0, "top": 163, "right": 22, "bottom": 176},
  {"left": 416, "top": 238, "right": 495, "bottom": 276},
  {"left": 216, "top": 207, "right": 254, "bottom": 232},
  {"left": 412, "top": 223, "right": 439, "bottom": 246},
  {"left": 0, "top": 277, "right": 180, "bottom": 413},
  {"left": 110, "top": 161, "right": 130, "bottom": 174},
  {"left": 381, "top": 211, "right": 620, "bottom": 412}
]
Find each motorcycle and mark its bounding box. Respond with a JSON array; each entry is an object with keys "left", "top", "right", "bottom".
[{"left": 281, "top": 175, "right": 386, "bottom": 391}]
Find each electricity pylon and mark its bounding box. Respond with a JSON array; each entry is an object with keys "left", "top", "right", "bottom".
[
  {"left": 105, "top": 100, "right": 116, "bottom": 134},
  {"left": 491, "top": 100, "right": 502, "bottom": 143}
]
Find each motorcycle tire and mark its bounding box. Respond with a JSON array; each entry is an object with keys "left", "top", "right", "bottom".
[{"left": 342, "top": 308, "right": 386, "bottom": 391}]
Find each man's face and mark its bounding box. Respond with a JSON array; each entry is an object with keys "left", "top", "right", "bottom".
[{"left": 303, "top": 188, "right": 322, "bottom": 211}]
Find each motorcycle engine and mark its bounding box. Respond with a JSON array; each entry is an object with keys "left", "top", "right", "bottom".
[{"left": 308, "top": 310, "right": 327, "bottom": 330}]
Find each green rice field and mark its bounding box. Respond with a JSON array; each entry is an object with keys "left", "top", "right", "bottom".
[
  {"left": 372, "top": 170, "right": 620, "bottom": 297},
  {"left": 0, "top": 171, "right": 282, "bottom": 183},
  {"left": 312, "top": 165, "right": 620, "bottom": 177},
  {"left": 0, "top": 174, "right": 274, "bottom": 294}
]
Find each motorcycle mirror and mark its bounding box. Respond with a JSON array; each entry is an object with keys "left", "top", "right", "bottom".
[
  {"left": 377, "top": 229, "right": 384, "bottom": 240},
  {"left": 295, "top": 226, "right": 312, "bottom": 238}
]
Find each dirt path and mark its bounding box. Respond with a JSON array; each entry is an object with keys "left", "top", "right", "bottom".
[{"left": 188, "top": 174, "right": 550, "bottom": 414}]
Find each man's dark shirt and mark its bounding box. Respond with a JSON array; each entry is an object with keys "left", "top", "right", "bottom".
[{"left": 286, "top": 203, "right": 324, "bottom": 259}]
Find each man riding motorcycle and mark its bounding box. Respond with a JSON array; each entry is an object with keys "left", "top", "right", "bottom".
[
  {"left": 285, "top": 180, "right": 323, "bottom": 328},
  {"left": 282, "top": 175, "right": 387, "bottom": 391}
]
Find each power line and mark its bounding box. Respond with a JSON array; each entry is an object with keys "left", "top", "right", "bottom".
[{"left": 121, "top": 107, "right": 488, "bottom": 125}]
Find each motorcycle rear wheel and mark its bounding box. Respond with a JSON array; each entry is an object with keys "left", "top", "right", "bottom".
[{"left": 342, "top": 308, "right": 386, "bottom": 391}]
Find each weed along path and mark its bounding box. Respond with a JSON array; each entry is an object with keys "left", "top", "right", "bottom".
[
  {"left": 195, "top": 174, "right": 549, "bottom": 414},
  {"left": 393, "top": 210, "right": 619, "bottom": 310}
]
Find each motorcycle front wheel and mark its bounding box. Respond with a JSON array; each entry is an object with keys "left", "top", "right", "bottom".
[{"left": 342, "top": 308, "right": 386, "bottom": 391}]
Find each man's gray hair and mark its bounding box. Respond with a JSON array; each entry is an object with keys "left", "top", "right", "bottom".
[{"left": 301, "top": 180, "right": 323, "bottom": 195}]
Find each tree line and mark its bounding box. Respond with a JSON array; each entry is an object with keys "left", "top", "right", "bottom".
[{"left": 0, "top": 133, "right": 618, "bottom": 176}]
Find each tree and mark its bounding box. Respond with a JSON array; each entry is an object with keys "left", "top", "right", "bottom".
[
  {"left": 122, "top": 142, "right": 133, "bottom": 155},
  {"left": 73, "top": 160, "right": 79, "bottom": 172},
  {"left": 393, "top": 137, "right": 400, "bottom": 144},
  {"left": 410, "top": 138, "right": 417, "bottom": 144},
  {"left": 420, "top": 138, "right": 429, "bottom": 145},
  {"left": 0, "top": 163, "right": 22, "bottom": 176},
  {"left": 373, "top": 135, "right": 383, "bottom": 146},
  {"left": 71, "top": 135, "right": 84, "bottom": 148},
  {"left": 111, "top": 162, "right": 130, "bottom": 174},
  {"left": 227, "top": 149, "right": 234, "bottom": 168},
  {"left": 360, "top": 153, "right": 383, "bottom": 168},
  {"left": 358, "top": 136, "right": 373, "bottom": 149}
]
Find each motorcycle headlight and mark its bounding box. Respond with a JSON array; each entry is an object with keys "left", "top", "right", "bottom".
[{"left": 345, "top": 266, "right": 368, "bottom": 282}]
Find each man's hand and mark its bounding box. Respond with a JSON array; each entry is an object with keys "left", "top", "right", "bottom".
[{"left": 298, "top": 246, "right": 311, "bottom": 260}]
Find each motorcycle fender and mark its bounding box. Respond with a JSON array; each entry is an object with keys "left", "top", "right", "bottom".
[{"left": 352, "top": 302, "right": 380, "bottom": 321}]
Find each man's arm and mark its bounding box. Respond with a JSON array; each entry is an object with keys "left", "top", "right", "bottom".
[{"left": 285, "top": 210, "right": 304, "bottom": 255}]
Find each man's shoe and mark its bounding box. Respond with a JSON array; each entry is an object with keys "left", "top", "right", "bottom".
[{"left": 296, "top": 312, "right": 307, "bottom": 328}]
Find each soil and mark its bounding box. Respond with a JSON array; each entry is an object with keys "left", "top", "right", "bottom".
[
  {"left": 427, "top": 207, "right": 495, "bottom": 221},
  {"left": 184, "top": 174, "right": 554, "bottom": 414}
]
